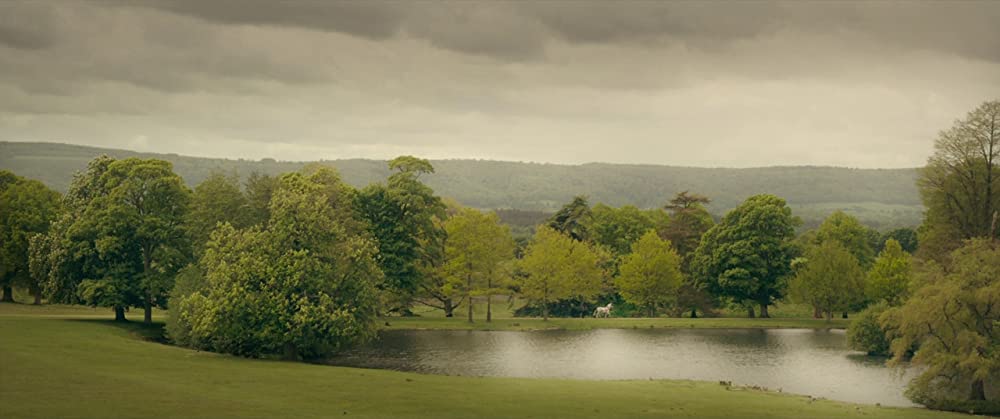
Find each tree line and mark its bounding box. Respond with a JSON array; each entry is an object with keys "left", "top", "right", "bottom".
[{"left": 1, "top": 141, "right": 925, "bottom": 230}]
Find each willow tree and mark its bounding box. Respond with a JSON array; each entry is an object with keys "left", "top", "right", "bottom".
[
  {"left": 917, "top": 100, "right": 1000, "bottom": 261},
  {"left": 883, "top": 239, "right": 999, "bottom": 409},
  {"left": 520, "top": 226, "right": 603, "bottom": 320}
]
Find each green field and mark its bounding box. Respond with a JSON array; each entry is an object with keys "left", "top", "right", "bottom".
[
  {"left": 385, "top": 316, "right": 850, "bottom": 331},
  {"left": 0, "top": 301, "right": 851, "bottom": 331},
  {"left": 0, "top": 304, "right": 969, "bottom": 419},
  {"left": 392, "top": 298, "right": 851, "bottom": 331}
]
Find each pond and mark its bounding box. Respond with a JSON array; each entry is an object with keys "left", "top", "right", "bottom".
[{"left": 328, "top": 328, "right": 917, "bottom": 407}]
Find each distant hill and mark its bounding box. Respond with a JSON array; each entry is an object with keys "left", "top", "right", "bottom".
[{"left": 0, "top": 141, "right": 924, "bottom": 230}]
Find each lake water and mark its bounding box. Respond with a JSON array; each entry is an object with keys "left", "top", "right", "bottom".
[{"left": 328, "top": 328, "right": 918, "bottom": 407}]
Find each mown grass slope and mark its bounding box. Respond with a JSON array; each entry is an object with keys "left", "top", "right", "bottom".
[{"left": 0, "top": 305, "right": 968, "bottom": 419}]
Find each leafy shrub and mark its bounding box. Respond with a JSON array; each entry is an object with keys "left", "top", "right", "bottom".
[{"left": 847, "top": 302, "right": 891, "bottom": 356}]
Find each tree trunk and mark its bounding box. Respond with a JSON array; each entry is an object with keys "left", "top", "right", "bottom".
[
  {"left": 32, "top": 291, "right": 41, "bottom": 305},
  {"left": 841, "top": 312, "right": 848, "bottom": 319},
  {"left": 467, "top": 275, "right": 474, "bottom": 323},
  {"left": 114, "top": 306, "right": 127, "bottom": 322},
  {"left": 443, "top": 298, "right": 454, "bottom": 318},
  {"left": 813, "top": 306, "right": 822, "bottom": 319},
  {"left": 143, "top": 250, "right": 153, "bottom": 324},
  {"left": 970, "top": 378, "right": 986, "bottom": 401},
  {"left": 486, "top": 276, "right": 493, "bottom": 323},
  {"left": 542, "top": 286, "right": 549, "bottom": 321},
  {"left": 1, "top": 286, "right": 13, "bottom": 302},
  {"left": 144, "top": 292, "right": 153, "bottom": 324},
  {"left": 746, "top": 305, "right": 756, "bottom": 318},
  {"left": 690, "top": 308, "right": 698, "bottom": 319},
  {"left": 824, "top": 310, "right": 833, "bottom": 322},
  {"left": 283, "top": 342, "right": 298, "bottom": 361},
  {"left": 758, "top": 302, "right": 770, "bottom": 318}
]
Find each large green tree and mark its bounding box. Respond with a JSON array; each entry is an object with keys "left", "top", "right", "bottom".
[
  {"left": 883, "top": 239, "right": 999, "bottom": 408},
  {"left": 615, "top": 231, "right": 683, "bottom": 317},
  {"left": 917, "top": 100, "right": 1000, "bottom": 261},
  {"left": 865, "top": 238, "right": 912, "bottom": 306},
  {"left": 547, "top": 195, "right": 592, "bottom": 242},
  {"left": 0, "top": 170, "right": 18, "bottom": 302},
  {"left": 661, "top": 191, "right": 714, "bottom": 259},
  {"left": 414, "top": 198, "right": 462, "bottom": 317},
  {"left": 356, "top": 156, "right": 446, "bottom": 313},
  {"left": 169, "top": 170, "right": 382, "bottom": 359},
  {"left": 809, "top": 210, "right": 878, "bottom": 318},
  {"left": 788, "top": 240, "right": 866, "bottom": 321},
  {"left": 26, "top": 233, "right": 53, "bottom": 305},
  {"left": 519, "top": 226, "right": 604, "bottom": 320},
  {"left": 244, "top": 171, "right": 278, "bottom": 227},
  {"left": 186, "top": 171, "right": 250, "bottom": 257},
  {"left": 880, "top": 228, "right": 918, "bottom": 254},
  {"left": 442, "top": 208, "right": 515, "bottom": 323},
  {"left": 76, "top": 158, "right": 191, "bottom": 322},
  {"left": 814, "top": 211, "right": 876, "bottom": 268},
  {"left": 0, "top": 175, "right": 62, "bottom": 303},
  {"left": 41, "top": 156, "right": 116, "bottom": 308},
  {"left": 661, "top": 191, "right": 716, "bottom": 317},
  {"left": 587, "top": 204, "right": 667, "bottom": 257},
  {"left": 691, "top": 194, "right": 798, "bottom": 318}
]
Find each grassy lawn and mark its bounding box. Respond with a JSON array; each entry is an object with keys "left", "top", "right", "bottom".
[
  {"left": 0, "top": 304, "right": 969, "bottom": 418},
  {"left": 394, "top": 298, "right": 850, "bottom": 330},
  {"left": 0, "top": 301, "right": 849, "bottom": 330},
  {"left": 0, "top": 302, "right": 167, "bottom": 319}
]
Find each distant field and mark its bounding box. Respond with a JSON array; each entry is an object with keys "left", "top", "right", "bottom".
[
  {"left": 385, "top": 316, "right": 850, "bottom": 331},
  {"left": 0, "top": 305, "right": 964, "bottom": 419},
  {"left": 0, "top": 296, "right": 840, "bottom": 328},
  {"left": 396, "top": 299, "right": 850, "bottom": 330}
]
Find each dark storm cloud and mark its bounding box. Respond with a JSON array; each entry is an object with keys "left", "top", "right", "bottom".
[
  {"left": 138, "top": 1, "right": 1000, "bottom": 63},
  {"left": 0, "top": 3, "right": 59, "bottom": 50},
  {"left": 144, "top": 0, "right": 406, "bottom": 39}
]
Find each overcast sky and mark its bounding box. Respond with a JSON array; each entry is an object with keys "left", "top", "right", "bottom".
[{"left": 1, "top": 1, "right": 999, "bottom": 168}]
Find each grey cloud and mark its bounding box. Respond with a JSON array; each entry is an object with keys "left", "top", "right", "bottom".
[
  {"left": 0, "top": 2, "right": 342, "bottom": 95},
  {"left": 1, "top": 1, "right": 998, "bottom": 169},
  {"left": 140, "top": 0, "right": 406, "bottom": 39},
  {"left": 0, "top": 2, "right": 59, "bottom": 50},
  {"left": 134, "top": 1, "right": 1000, "bottom": 63}
]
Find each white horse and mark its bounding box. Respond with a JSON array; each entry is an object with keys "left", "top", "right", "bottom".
[{"left": 593, "top": 303, "right": 613, "bottom": 318}]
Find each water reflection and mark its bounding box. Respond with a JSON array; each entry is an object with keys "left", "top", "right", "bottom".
[{"left": 329, "top": 328, "right": 916, "bottom": 406}]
